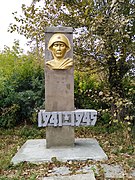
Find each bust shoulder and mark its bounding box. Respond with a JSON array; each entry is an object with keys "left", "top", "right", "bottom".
[{"left": 46, "top": 58, "right": 73, "bottom": 70}]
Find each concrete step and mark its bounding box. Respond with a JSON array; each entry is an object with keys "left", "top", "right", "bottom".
[{"left": 43, "top": 172, "right": 96, "bottom": 180}]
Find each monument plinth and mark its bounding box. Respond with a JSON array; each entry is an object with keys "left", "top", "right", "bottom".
[
  {"left": 11, "top": 27, "right": 107, "bottom": 166},
  {"left": 45, "top": 27, "right": 74, "bottom": 148}
]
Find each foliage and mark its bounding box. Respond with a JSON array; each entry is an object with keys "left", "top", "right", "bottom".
[
  {"left": 8, "top": 2, "right": 49, "bottom": 51},
  {"left": 19, "top": 125, "right": 45, "bottom": 138},
  {"left": 9, "top": 0, "right": 135, "bottom": 81},
  {"left": 0, "top": 42, "right": 45, "bottom": 128},
  {"left": 6, "top": 0, "right": 135, "bottom": 136},
  {"left": 54, "top": 0, "right": 135, "bottom": 93},
  {"left": 9, "top": 1, "right": 135, "bottom": 92},
  {"left": 51, "top": 0, "right": 135, "bottom": 135},
  {"left": 74, "top": 70, "right": 105, "bottom": 110},
  {"left": 74, "top": 69, "right": 135, "bottom": 132}
]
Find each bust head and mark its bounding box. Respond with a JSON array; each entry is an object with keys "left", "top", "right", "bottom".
[
  {"left": 46, "top": 33, "right": 73, "bottom": 70},
  {"left": 48, "top": 33, "right": 71, "bottom": 60},
  {"left": 51, "top": 41, "right": 67, "bottom": 59}
]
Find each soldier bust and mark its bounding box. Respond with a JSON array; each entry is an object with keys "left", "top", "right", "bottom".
[{"left": 46, "top": 33, "right": 73, "bottom": 70}]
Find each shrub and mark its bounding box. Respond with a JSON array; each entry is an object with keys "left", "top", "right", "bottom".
[
  {"left": 0, "top": 43, "right": 134, "bottom": 132},
  {"left": 0, "top": 45, "right": 45, "bottom": 128},
  {"left": 74, "top": 70, "right": 106, "bottom": 110}
]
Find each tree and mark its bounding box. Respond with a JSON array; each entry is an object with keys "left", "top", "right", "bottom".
[
  {"left": 9, "top": 0, "right": 135, "bottom": 125},
  {"left": 9, "top": 0, "right": 135, "bottom": 94}
]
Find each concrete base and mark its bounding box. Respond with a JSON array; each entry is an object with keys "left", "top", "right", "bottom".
[
  {"left": 11, "top": 138, "right": 108, "bottom": 164},
  {"left": 43, "top": 172, "right": 96, "bottom": 180}
]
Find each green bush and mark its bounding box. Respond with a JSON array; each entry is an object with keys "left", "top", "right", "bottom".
[
  {"left": 0, "top": 104, "right": 20, "bottom": 128},
  {"left": 74, "top": 70, "right": 106, "bottom": 110},
  {"left": 19, "top": 125, "right": 45, "bottom": 138},
  {"left": 0, "top": 44, "right": 45, "bottom": 128},
  {"left": 0, "top": 43, "right": 134, "bottom": 130},
  {"left": 74, "top": 70, "right": 134, "bottom": 134}
]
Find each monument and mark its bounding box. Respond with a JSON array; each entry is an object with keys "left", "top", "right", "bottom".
[
  {"left": 38, "top": 27, "right": 97, "bottom": 148},
  {"left": 11, "top": 27, "right": 108, "bottom": 165},
  {"left": 44, "top": 28, "right": 75, "bottom": 148}
]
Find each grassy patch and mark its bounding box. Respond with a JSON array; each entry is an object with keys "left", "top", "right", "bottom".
[{"left": 0, "top": 125, "right": 134, "bottom": 179}]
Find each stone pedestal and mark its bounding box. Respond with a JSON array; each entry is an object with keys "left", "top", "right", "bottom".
[
  {"left": 45, "top": 27, "right": 74, "bottom": 148},
  {"left": 46, "top": 126, "right": 74, "bottom": 148}
]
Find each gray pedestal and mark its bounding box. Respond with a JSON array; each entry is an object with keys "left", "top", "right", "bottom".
[
  {"left": 11, "top": 138, "right": 108, "bottom": 164},
  {"left": 46, "top": 126, "right": 75, "bottom": 148},
  {"left": 45, "top": 27, "right": 74, "bottom": 148}
]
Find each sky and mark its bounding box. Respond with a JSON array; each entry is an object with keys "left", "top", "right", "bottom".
[{"left": 0, "top": 0, "right": 32, "bottom": 52}]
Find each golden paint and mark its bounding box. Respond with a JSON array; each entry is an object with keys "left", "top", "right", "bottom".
[{"left": 46, "top": 33, "right": 73, "bottom": 70}]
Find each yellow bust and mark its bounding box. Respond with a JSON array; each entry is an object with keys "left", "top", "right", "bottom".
[{"left": 46, "top": 33, "right": 73, "bottom": 70}]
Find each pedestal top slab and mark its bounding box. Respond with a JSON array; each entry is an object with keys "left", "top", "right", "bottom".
[{"left": 11, "top": 138, "right": 108, "bottom": 164}]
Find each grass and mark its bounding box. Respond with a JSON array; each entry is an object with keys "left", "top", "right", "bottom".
[{"left": 0, "top": 125, "right": 134, "bottom": 179}]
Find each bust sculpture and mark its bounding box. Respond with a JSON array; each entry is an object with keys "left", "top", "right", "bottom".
[{"left": 46, "top": 33, "right": 74, "bottom": 70}]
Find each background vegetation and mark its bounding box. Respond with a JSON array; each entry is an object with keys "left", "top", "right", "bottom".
[
  {"left": 0, "top": 0, "right": 135, "bottom": 136},
  {"left": 0, "top": 41, "right": 45, "bottom": 128},
  {"left": 0, "top": 1, "right": 135, "bottom": 179}
]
